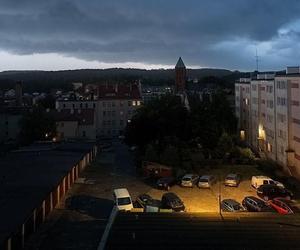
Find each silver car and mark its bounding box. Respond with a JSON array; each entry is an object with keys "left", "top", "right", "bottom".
[
  {"left": 181, "top": 174, "right": 199, "bottom": 187},
  {"left": 224, "top": 173, "right": 241, "bottom": 187},
  {"left": 198, "top": 175, "right": 217, "bottom": 188}
]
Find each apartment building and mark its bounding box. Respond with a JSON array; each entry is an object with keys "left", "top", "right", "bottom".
[
  {"left": 55, "top": 83, "right": 142, "bottom": 139},
  {"left": 235, "top": 67, "right": 300, "bottom": 178}
]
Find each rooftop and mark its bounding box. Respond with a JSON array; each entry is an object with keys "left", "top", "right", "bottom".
[
  {"left": 0, "top": 142, "right": 95, "bottom": 244},
  {"left": 105, "top": 212, "right": 300, "bottom": 249},
  {"left": 175, "top": 57, "right": 186, "bottom": 69}
]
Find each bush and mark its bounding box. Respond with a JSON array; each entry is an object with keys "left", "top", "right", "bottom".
[{"left": 256, "top": 159, "right": 282, "bottom": 176}]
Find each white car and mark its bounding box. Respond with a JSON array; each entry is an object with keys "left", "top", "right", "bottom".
[
  {"left": 198, "top": 175, "right": 217, "bottom": 188},
  {"left": 113, "top": 188, "right": 133, "bottom": 211},
  {"left": 181, "top": 174, "right": 199, "bottom": 187},
  {"left": 251, "top": 176, "right": 284, "bottom": 189}
]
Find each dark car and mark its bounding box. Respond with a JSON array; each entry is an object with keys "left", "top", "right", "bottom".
[
  {"left": 157, "top": 177, "right": 177, "bottom": 190},
  {"left": 257, "top": 184, "right": 293, "bottom": 201},
  {"left": 221, "top": 199, "right": 245, "bottom": 212},
  {"left": 136, "top": 194, "right": 161, "bottom": 212},
  {"left": 136, "top": 194, "right": 153, "bottom": 208},
  {"left": 161, "top": 192, "right": 185, "bottom": 212},
  {"left": 242, "top": 196, "right": 274, "bottom": 212}
]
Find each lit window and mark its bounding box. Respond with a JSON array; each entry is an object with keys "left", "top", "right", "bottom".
[
  {"left": 132, "top": 101, "right": 136, "bottom": 106},
  {"left": 137, "top": 100, "right": 141, "bottom": 106}
]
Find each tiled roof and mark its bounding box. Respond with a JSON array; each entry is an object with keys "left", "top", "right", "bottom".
[{"left": 98, "top": 83, "right": 141, "bottom": 100}]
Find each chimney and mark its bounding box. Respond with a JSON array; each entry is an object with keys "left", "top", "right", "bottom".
[{"left": 15, "top": 81, "right": 23, "bottom": 106}]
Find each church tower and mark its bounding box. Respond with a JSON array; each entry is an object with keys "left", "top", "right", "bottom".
[{"left": 175, "top": 57, "right": 186, "bottom": 93}]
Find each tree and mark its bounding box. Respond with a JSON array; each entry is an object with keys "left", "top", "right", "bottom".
[
  {"left": 19, "top": 107, "right": 56, "bottom": 145},
  {"left": 215, "top": 132, "right": 234, "bottom": 159}
]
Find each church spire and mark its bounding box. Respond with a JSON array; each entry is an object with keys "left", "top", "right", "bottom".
[{"left": 175, "top": 57, "right": 186, "bottom": 69}]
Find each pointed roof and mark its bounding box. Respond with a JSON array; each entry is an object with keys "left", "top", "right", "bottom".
[{"left": 175, "top": 57, "right": 186, "bottom": 68}]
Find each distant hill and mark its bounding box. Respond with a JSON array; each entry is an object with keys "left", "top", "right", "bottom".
[{"left": 0, "top": 68, "right": 242, "bottom": 93}]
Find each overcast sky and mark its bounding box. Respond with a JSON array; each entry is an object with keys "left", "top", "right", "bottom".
[{"left": 0, "top": 0, "right": 300, "bottom": 71}]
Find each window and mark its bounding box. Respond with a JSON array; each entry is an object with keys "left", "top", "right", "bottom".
[
  {"left": 128, "top": 101, "right": 132, "bottom": 106},
  {"left": 82, "top": 131, "right": 86, "bottom": 137},
  {"left": 277, "top": 113, "right": 286, "bottom": 123},
  {"left": 267, "top": 143, "right": 272, "bottom": 152},
  {"left": 266, "top": 86, "right": 273, "bottom": 93},
  {"left": 292, "top": 100, "right": 299, "bottom": 106},
  {"left": 277, "top": 97, "right": 286, "bottom": 106},
  {"left": 103, "top": 111, "right": 106, "bottom": 116},
  {"left": 276, "top": 80, "right": 286, "bottom": 89},
  {"left": 72, "top": 104, "right": 75, "bottom": 108},
  {"left": 93, "top": 103, "right": 96, "bottom": 108},
  {"left": 112, "top": 101, "right": 116, "bottom": 107},
  {"left": 293, "top": 118, "right": 300, "bottom": 125},
  {"left": 132, "top": 100, "right": 137, "bottom": 106},
  {"left": 267, "top": 100, "right": 274, "bottom": 109},
  {"left": 85, "top": 103, "right": 88, "bottom": 108},
  {"left": 80, "top": 103, "right": 83, "bottom": 108},
  {"left": 63, "top": 104, "right": 66, "bottom": 108},
  {"left": 137, "top": 100, "right": 141, "bottom": 106}
]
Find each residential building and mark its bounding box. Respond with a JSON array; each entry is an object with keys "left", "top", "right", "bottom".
[
  {"left": 51, "top": 109, "right": 96, "bottom": 140},
  {"left": 235, "top": 67, "right": 300, "bottom": 178},
  {"left": 0, "top": 107, "right": 27, "bottom": 144},
  {"left": 55, "top": 83, "right": 142, "bottom": 139}
]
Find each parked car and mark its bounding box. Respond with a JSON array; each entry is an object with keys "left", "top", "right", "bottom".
[
  {"left": 221, "top": 199, "right": 245, "bottom": 212},
  {"left": 161, "top": 192, "right": 185, "bottom": 212},
  {"left": 144, "top": 199, "right": 161, "bottom": 212},
  {"left": 257, "top": 184, "right": 293, "bottom": 201},
  {"left": 113, "top": 188, "right": 133, "bottom": 211},
  {"left": 198, "top": 175, "right": 217, "bottom": 188},
  {"left": 181, "top": 174, "right": 199, "bottom": 188},
  {"left": 136, "top": 194, "right": 153, "bottom": 208},
  {"left": 267, "top": 198, "right": 300, "bottom": 215},
  {"left": 157, "top": 176, "right": 177, "bottom": 190},
  {"left": 136, "top": 193, "right": 161, "bottom": 212},
  {"left": 224, "top": 173, "right": 241, "bottom": 187},
  {"left": 242, "top": 196, "right": 274, "bottom": 212},
  {"left": 251, "top": 176, "right": 284, "bottom": 189}
]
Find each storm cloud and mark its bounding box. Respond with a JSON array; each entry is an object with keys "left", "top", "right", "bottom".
[{"left": 0, "top": 0, "right": 300, "bottom": 70}]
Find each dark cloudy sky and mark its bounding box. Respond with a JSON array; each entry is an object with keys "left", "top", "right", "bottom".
[{"left": 0, "top": 0, "right": 300, "bottom": 71}]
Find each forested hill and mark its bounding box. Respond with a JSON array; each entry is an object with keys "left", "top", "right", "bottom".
[{"left": 0, "top": 68, "right": 244, "bottom": 93}]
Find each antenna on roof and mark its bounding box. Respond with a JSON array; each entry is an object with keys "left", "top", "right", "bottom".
[{"left": 255, "top": 48, "right": 260, "bottom": 72}]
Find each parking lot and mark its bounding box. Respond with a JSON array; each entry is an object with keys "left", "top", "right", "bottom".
[{"left": 144, "top": 165, "right": 265, "bottom": 212}]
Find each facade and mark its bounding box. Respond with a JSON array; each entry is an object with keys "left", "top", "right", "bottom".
[
  {"left": 52, "top": 109, "right": 96, "bottom": 140},
  {"left": 235, "top": 67, "right": 300, "bottom": 178},
  {"left": 55, "top": 83, "right": 142, "bottom": 139},
  {"left": 0, "top": 107, "right": 26, "bottom": 143}
]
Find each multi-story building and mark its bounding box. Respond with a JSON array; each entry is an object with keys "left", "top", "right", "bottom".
[
  {"left": 235, "top": 67, "right": 300, "bottom": 178},
  {"left": 55, "top": 83, "right": 142, "bottom": 139}
]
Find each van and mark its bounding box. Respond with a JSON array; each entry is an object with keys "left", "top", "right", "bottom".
[
  {"left": 251, "top": 176, "right": 284, "bottom": 189},
  {"left": 113, "top": 188, "right": 133, "bottom": 211}
]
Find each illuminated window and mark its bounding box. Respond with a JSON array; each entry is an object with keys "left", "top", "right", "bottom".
[
  {"left": 240, "top": 130, "right": 245, "bottom": 141},
  {"left": 132, "top": 101, "right": 137, "bottom": 106},
  {"left": 137, "top": 100, "right": 141, "bottom": 106}
]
